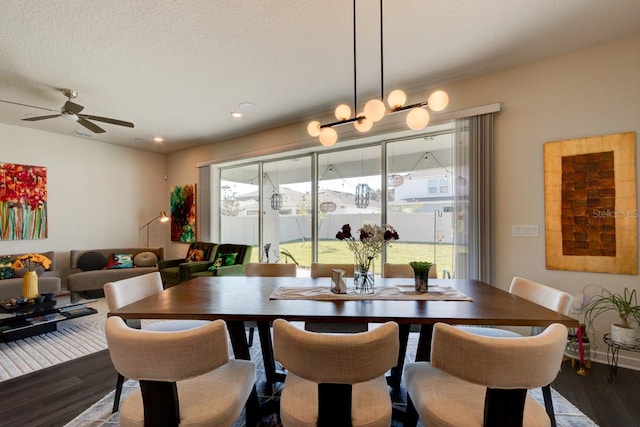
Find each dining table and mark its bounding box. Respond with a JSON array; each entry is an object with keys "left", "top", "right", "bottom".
[{"left": 108, "top": 275, "right": 579, "bottom": 424}]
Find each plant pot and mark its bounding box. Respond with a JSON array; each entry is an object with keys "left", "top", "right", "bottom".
[{"left": 611, "top": 323, "right": 637, "bottom": 345}]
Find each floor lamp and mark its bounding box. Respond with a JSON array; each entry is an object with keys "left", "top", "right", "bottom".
[{"left": 139, "top": 211, "right": 169, "bottom": 247}]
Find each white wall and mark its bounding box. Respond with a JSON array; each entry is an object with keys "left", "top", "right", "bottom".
[
  {"left": 167, "top": 36, "right": 640, "bottom": 367},
  {"left": 0, "top": 124, "right": 167, "bottom": 283}
]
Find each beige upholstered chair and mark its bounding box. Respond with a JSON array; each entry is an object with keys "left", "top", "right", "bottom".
[
  {"left": 308, "top": 263, "right": 365, "bottom": 333},
  {"left": 310, "top": 262, "right": 354, "bottom": 278},
  {"left": 106, "top": 316, "right": 256, "bottom": 427},
  {"left": 273, "top": 318, "right": 399, "bottom": 427},
  {"left": 104, "top": 272, "right": 209, "bottom": 412},
  {"left": 404, "top": 322, "right": 568, "bottom": 427},
  {"left": 382, "top": 262, "right": 439, "bottom": 279},
  {"left": 456, "top": 276, "right": 573, "bottom": 426},
  {"left": 246, "top": 262, "right": 297, "bottom": 277}
]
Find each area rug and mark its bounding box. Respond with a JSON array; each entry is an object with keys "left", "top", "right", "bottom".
[{"left": 0, "top": 298, "right": 107, "bottom": 381}]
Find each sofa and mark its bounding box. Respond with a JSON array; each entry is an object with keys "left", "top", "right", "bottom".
[
  {"left": 67, "top": 247, "right": 163, "bottom": 301},
  {"left": 0, "top": 250, "right": 61, "bottom": 300},
  {"left": 158, "top": 243, "right": 251, "bottom": 288}
]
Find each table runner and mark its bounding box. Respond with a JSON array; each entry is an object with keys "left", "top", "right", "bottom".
[{"left": 269, "top": 285, "right": 472, "bottom": 301}]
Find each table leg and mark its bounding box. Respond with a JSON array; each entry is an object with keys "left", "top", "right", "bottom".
[
  {"left": 387, "top": 323, "right": 410, "bottom": 389},
  {"left": 416, "top": 324, "right": 434, "bottom": 361},
  {"left": 257, "top": 321, "right": 287, "bottom": 386},
  {"left": 226, "top": 320, "right": 260, "bottom": 426}
]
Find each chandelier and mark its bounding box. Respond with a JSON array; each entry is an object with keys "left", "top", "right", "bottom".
[{"left": 307, "top": 0, "right": 449, "bottom": 147}]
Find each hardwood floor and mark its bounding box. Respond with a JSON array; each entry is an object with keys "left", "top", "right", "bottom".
[{"left": 0, "top": 351, "right": 638, "bottom": 427}]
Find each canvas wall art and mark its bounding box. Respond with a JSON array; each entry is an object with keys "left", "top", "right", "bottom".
[
  {"left": 544, "top": 132, "right": 637, "bottom": 274},
  {"left": 170, "top": 184, "right": 196, "bottom": 243},
  {"left": 0, "top": 162, "right": 47, "bottom": 240}
]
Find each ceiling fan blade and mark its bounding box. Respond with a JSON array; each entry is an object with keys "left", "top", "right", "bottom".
[
  {"left": 80, "top": 114, "right": 134, "bottom": 128},
  {"left": 0, "top": 99, "right": 60, "bottom": 113},
  {"left": 22, "top": 114, "right": 62, "bottom": 121},
  {"left": 63, "top": 101, "right": 84, "bottom": 114},
  {"left": 77, "top": 117, "right": 106, "bottom": 133}
]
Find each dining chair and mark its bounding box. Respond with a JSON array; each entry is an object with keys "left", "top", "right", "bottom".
[
  {"left": 404, "top": 322, "right": 568, "bottom": 427},
  {"left": 244, "top": 262, "right": 297, "bottom": 345},
  {"left": 456, "top": 276, "right": 573, "bottom": 426},
  {"left": 106, "top": 316, "right": 256, "bottom": 427},
  {"left": 382, "top": 262, "right": 440, "bottom": 279},
  {"left": 307, "top": 262, "right": 365, "bottom": 333},
  {"left": 273, "top": 318, "right": 399, "bottom": 427},
  {"left": 103, "top": 272, "right": 210, "bottom": 413}
]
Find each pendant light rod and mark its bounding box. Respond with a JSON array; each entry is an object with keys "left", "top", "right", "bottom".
[
  {"left": 353, "top": 0, "right": 358, "bottom": 115},
  {"left": 379, "top": 0, "right": 384, "bottom": 101}
]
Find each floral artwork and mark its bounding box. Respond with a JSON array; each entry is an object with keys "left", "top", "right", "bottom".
[
  {"left": 0, "top": 162, "right": 47, "bottom": 240},
  {"left": 170, "top": 184, "right": 196, "bottom": 242}
]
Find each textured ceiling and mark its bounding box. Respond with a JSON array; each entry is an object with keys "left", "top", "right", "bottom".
[{"left": 1, "top": 1, "right": 639, "bottom": 154}]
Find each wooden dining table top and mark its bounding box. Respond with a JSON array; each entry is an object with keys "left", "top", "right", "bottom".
[{"left": 108, "top": 276, "right": 579, "bottom": 328}]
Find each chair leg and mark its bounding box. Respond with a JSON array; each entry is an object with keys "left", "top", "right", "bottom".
[
  {"left": 112, "top": 373, "right": 125, "bottom": 413},
  {"left": 404, "top": 395, "right": 420, "bottom": 427},
  {"left": 247, "top": 326, "right": 254, "bottom": 347},
  {"left": 542, "top": 384, "right": 557, "bottom": 427}
]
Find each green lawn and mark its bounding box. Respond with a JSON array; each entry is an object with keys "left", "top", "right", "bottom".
[{"left": 251, "top": 241, "right": 454, "bottom": 277}]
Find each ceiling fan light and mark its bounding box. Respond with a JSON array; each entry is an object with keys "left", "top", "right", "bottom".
[
  {"left": 319, "top": 127, "right": 338, "bottom": 146},
  {"left": 387, "top": 89, "right": 406, "bottom": 109},
  {"left": 63, "top": 113, "right": 79, "bottom": 122},
  {"left": 428, "top": 90, "right": 449, "bottom": 112},
  {"left": 307, "top": 121, "right": 322, "bottom": 137},
  {"left": 334, "top": 104, "right": 351, "bottom": 121},
  {"left": 354, "top": 113, "right": 373, "bottom": 132},
  {"left": 364, "top": 99, "right": 386, "bottom": 122},
  {"left": 406, "top": 107, "right": 430, "bottom": 130}
]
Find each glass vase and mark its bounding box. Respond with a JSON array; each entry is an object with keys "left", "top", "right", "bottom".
[
  {"left": 354, "top": 256, "right": 375, "bottom": 294},
  {"left": 22, "top": 270, "right": 39, "bottom": 299}
]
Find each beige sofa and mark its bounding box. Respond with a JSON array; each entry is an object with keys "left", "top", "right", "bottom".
[
  {"left": 0, "top": 250, "right": 61, "bottom": 300},
  {"left": 67, "top": 248, "right": 163, "bottom": 301}
]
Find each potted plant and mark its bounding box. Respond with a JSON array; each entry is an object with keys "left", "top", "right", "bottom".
[
  {"left": 409, "top": 261, "right": 433, "bottom": 292},
  {"left": 582, "top": 286, "right": 640, "bottom": 345}
]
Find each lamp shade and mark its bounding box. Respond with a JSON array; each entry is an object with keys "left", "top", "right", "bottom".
[
  {"left": 319, "top": 127, "right": 338, "bottom": 146},
  {"left": 406, "top": 107, "right": 430, "bottom": 130},
  {"left": 354, "top": 113, "right": 373, "bottom": 132},
  {"left": 364, "top": 99, "right": 386, "bottom": 122},
  {"left": 307, "top": 121, "right": 321, "bottom": 137},
  {"left": 387, "top": 90, "right": 406, "bottom": 109},
  {"left": 428, "top": 90, "right": 449, "bottom": 112},
  {"left": 335, "top": 104, "right": 352, "bottom": 121}
]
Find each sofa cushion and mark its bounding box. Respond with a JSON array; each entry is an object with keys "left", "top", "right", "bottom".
[
  {"left": 77, "top": 251, "right": 108, "bottom": 271},
  {"left": 208, "top": 252, "right": 238, "bottom": 270},
  {"left": 0, "top": 256, "right": 14, "bottom": 280},
  {"left": 105, "top": 253, "right": 134, "bottom": 269},
  {"left": 186, "top": 248, "right": 206, "bottom": 262},
  {"left": 134, "top": 251, "right": 158, "bottom": 267}
]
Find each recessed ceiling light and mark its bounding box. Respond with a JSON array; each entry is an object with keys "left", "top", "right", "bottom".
[
  {"left": 230, "top": 111, "right": 243, "bottom": 118},
  {"left": 152, "top": 136, "right": 164, "bottom": 143},
  {"left": 238, "top": 102, "right": 257, "bottom": 111}
]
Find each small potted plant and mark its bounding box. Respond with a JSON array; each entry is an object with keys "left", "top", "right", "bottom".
[
  {"left": 582, "top": 286, "right": 640, "bottom": 345},
  {"left": 409, "top": 261, "right": 433, "bottom": 292}
]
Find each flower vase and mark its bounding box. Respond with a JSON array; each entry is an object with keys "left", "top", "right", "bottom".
[
  {"left": 22, "top": 270, "right": 39, "bottom": 299},
  {"left": 354, "top": 257, "right": 375, "bottom": 294},
  {"left": 409, "top": 262, "right": 432, "bottom": 293}
]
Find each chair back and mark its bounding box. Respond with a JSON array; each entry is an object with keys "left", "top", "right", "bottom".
[
  {"left": 431, "top": 322, "right": 568, "bottom": 389},
  {"left": 104, "top": 272, "right": 163, "bottom": 312},
  {"left": 382, "top": 263, "right": 414, "bottom": 278},
  {"left": 509, "top": 276, "right": 573, "bottom": 315},
  {"left": 215, "top": 244, "right": 252, "bottom": 265},
  {"left": 246, "top": 263, "right": 296, "bottom": 277},
  {"left": 273, "top": 318, "right": 399, "bottom": 384},
  {"left": 106, "top": 316, "right": 230, "bottom": 381},
  {"left": 310, "top": 262, "right": 355, "bottom": 278}
]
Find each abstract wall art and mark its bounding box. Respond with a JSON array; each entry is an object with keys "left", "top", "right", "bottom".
[
  {"left": 0, "top": 162, "right": 48, "bottom": 240},
  {"left": 544, "top": 132, "right": 637, "bottom": 274},
  {"left": 170, "top": 184, "right": 196, "bottom": 243}
]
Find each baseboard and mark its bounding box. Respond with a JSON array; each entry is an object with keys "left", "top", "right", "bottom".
[{"left": 591, "top": 349, "right": 640, "bottom": 371}]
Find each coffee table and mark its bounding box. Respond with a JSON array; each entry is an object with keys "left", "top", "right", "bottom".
[{"left": 0, "top": 292, "right": 97, "bottom": 342}]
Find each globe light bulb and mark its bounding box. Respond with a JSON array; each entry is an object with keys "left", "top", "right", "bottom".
[
  {"left": 406, "top": 107, "right": 430, "bottom": 130},
  {"left": 307, "top": 121, "right": 321, "bottom": 137},
  {"left": 428, "top": 90, "right": 449, "bottom": 112},
  {"left": 354, "top": 113, "right": 373, "bottom": 132},
  {"left": 387, "top": 89, "right": 406, "bottom": 109},
  {"left": 364, "top": 99, "right": 386, "bottom": 122},
  {"left": 334, "top": 104, "right": 351, "bottom": 121},
  {"left": 319, "top": 127, "right": 338, "bottom": 146}
]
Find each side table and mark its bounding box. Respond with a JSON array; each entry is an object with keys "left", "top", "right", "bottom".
[{"left": 603, "top": 333, "right": 640, "bottom": 383}]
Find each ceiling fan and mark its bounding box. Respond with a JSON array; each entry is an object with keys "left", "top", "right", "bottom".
[{"left": 0, "top": 88, "right": 134, "bottom": 134}]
